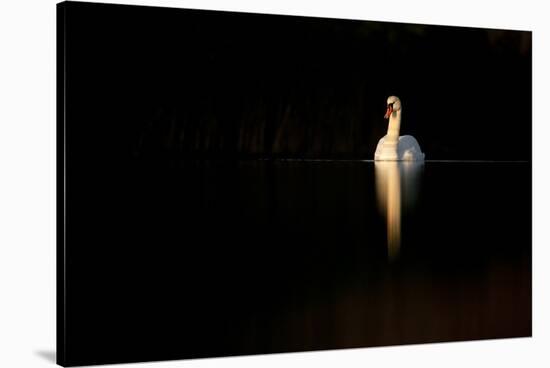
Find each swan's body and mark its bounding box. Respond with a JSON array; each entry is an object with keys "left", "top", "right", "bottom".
[
  {"left": 374, "top": 96, "right": 425, "bottom": 161},
  {"left": 375, "top": 135, "right": 425, "bottom": 161}
]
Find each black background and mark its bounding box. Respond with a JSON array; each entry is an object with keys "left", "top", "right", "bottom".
[
  {"left": 59, "top": 2, "right": 532, "bottom": 366},
  {"left": 63, "top": 1, "right": 531, "bottom": 163}
]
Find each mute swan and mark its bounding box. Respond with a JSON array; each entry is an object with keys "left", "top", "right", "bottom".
[{"left": 374, "top": 96, "right": 425, "bottom": 161}]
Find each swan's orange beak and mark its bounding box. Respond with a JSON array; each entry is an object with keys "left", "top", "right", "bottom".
[{"left": 384, "top": 104, "right": 393, "bottom": 119}]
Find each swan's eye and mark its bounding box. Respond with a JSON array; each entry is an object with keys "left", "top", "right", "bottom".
[{"left": 388, "top": 103, "right": 394, "bottom": 108}]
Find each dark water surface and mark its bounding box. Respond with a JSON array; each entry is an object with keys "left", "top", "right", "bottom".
[{"left": 66, "top": 161, "right": 531, "bottom": 365}]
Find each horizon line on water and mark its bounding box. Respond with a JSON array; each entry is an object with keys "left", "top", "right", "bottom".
[{"left": 270, "top": 159, "right": 529, "bottom": 163}]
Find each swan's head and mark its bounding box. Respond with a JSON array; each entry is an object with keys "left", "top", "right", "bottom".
[{"left": 384, "top": 96, "right": 402, "bottom": 119}]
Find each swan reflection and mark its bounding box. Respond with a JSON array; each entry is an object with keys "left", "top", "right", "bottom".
[{"left": 375, "top": 161, "right": 423, "bottom": 261}]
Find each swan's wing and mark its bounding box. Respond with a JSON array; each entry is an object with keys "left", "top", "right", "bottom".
[{"left": 398, "top": 135, "right": 424, "bottom": 160}]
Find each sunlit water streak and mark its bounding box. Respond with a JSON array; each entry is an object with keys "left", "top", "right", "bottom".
[{"left": 375, "top": 161, "right": 423, "bottom": 261}]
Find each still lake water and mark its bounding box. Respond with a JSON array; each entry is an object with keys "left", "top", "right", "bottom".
[{"left": 69, "top": 160, "right": 531, "bottom": 362}]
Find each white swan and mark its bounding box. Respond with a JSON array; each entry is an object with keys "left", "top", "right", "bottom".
[{"left": 374, "top": 96, "right": 425, "bottom": 161}]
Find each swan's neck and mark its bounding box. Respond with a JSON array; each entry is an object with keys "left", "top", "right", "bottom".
[{"left": 386, "top": 110, "right": 401, "bottom": 143}]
